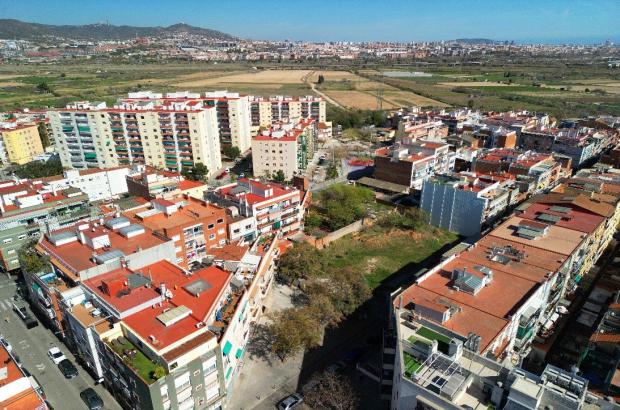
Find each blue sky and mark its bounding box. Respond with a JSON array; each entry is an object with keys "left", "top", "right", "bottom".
[{"left": 1, "top": 0, "right": 618, "bottom": 43}]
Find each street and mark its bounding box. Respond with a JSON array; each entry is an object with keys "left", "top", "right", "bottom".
[{"left": 0, "top": 275, "right": 121, "bottom": 410}]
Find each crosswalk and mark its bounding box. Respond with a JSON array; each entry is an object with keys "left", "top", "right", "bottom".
[{"left": 0, "top": 298, "right": 14, "bottom": 311}]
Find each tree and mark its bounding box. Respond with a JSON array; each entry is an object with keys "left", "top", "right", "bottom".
[
  {"left": 182, "top": 162, "right": 209, "bottom": 181},
  {"left": 36, "top": 82, "right": 52, "bottom": 94},
  {"left": 37, "top": 122, "right": 50, "bottom": 148},
  {"left": 267, "top": 308, "right": 322, "bottom": 361},
  {"left": 151, "top": 365, "right": 166, "bottom": 380},
  {"left": 304, "top": 371, "right": 359, "bottom": 410},
  {"left": 317, "top": 74, "right": 325, "bottom": 84},
  {"left": 13, "top": 159, "right": 62, "bottom": 179},
  {"left": 326, "top": 164, "right": 339, "bottom": 180},
  {"left": 18, "top": 241, "right": 50, "bottom": 274},
  {"left": 273, "top": 169, "right": 286, "bottom": 183},
  {"left": 319, "top": 184, "right": 374, "bottom": 230},
  {"left": 223, "top": 145, "right": 241, "bottom": 160},
  {"left": 277, "top": 242, "right": 323, "bottom": 282}
]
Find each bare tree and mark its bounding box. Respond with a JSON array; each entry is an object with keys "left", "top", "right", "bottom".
[{"left": 304, "top": 371, "right": 359, "bottom": 410}]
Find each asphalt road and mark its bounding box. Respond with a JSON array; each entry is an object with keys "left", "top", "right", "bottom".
[{"left": 0, "top": 276, "right": 121, "bottom": 410}]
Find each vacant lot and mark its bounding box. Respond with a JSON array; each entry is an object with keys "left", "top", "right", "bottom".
[
  {"left": 189, "top": 69, "right": 314, "bottom": 85},
  {"left": 324, "top": 90, "right": 397, "bottom": 109},
  {"left": 321, "top": 224, "right": 458, "bottom": 289},
  {"left": 383, "top": 90, "right": 449, "bottom": 107}
]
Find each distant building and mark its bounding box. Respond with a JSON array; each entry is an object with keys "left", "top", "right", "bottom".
[
  {"left": 42, "top": 167, "right": 131, "bottom": 202},
  {"left": 248, "top": 95, "right": 326, "bottom": 128},
  {"left": 251, "top": 119, "right": 316, "bottom": 180},
  {"left": 204, "top": 91, "right": 253, "bottom": 153},
  {"left": 125, "top": 165, "right": 206, "bottom": 200},
  {"left": 0, "top": 122, "right": 45, "bottom": 165},
  {"left": 48, "top": 95, "right": 222, "bottom": 175},
  {"left": 374, "top": 140, "right": 455, "bottom": 190}
]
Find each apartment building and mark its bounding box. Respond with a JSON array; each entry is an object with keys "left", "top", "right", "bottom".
[
  {"left": 0, "top": 122, "right": 45, "bottom": 165},
  {"left": 206, "top": 178, "right": 305, "bottom": 237},
  {"left": 42, "top": 166, "right": 131, "bottom": 202},
  {"left": 251, "top": 119, "right": 316, "bottom": 180},
  {"left": 124, "top": 196, "right": 228, "bottom": 269},
  {"left": 203, "top": 91, "right": 253, "bottom": 153},
  {"left": 48, "top": 96, "right": 222, "bottom": 175},
  {"left": 472, "top": 149, "right": 570, "bottom": 193},
  {"left": 390, "top": 168, "right": 620, "bottom": 400},
  {"left": 248, "top": 95, "right": 326, "bottom": 128},
  {"left": 421, "top": 172, "right": 522, "bottom": 236},
  {"left": 0, "top": 180, "right": 92, "bottom": 272},
  {"left": 125, "top": 165, "right": 206, "bottom": 200},
  {"left": 64, "top": 260, "right": 231, "bottom": 410},
  {"left": 519, "top": 126, "right": 618, "bottom": 168},
  {"left": 0, "top": 345, "right": 47, "bottom": 409},
  {"left": 388, "top": 312, "right": 612, "bottom": 410},
  {"left": 27, "top": 216, "right": 174, "bottom": 335},
  {"left": 374, "top": 140, "right": 455, "bottom": 190}
]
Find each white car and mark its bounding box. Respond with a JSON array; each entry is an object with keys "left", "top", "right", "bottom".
[{"left": 47, "top": 347, "right": 66, "bottom": 365}]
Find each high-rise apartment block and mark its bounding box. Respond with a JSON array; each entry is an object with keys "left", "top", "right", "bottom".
[
  {"left": 48, "top": 95, "right": 222, "bottom": 175},
  {"left": 203, "top": 91, "right": 253, "bottom": 153},
  {"left": 251, "top": 119, "right": 316, "bottom": 179},
  {"left": 248, "top": 95, "right": 326, "bottom": 128},
  {"left": 0, "top": 122, "right": 45, "bottom": 165}
]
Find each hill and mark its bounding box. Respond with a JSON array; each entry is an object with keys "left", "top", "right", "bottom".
[{"left": 0, "top": 19, "right": 236, "bottom": 41}]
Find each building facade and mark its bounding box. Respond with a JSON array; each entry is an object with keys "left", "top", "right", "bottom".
[{"left": 0, "top": 122, "right": 45, "bottom": 165}]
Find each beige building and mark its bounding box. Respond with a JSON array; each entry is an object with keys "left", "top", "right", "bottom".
[
  {"left": 48, "top": 95, "right": 222, "bottom": 175},
  {"left": 204, "top": 91, "right": 253, "bottom": 153},
  {"left": 249, "top": 95, "right": 326, "bottom": 129},
  {"left": 0, "top": 122, "right": 45, "bottom": 165},
  {"left": 251, "top": 119, "right": 316, "bottom": 179}
]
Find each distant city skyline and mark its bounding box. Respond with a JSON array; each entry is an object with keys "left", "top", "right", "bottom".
[{"left": 1, "top": 0, "right": 619, "bottom": 44}]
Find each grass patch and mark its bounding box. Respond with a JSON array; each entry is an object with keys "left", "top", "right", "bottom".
[
  {"left": 321, "top": 221, "right": 458, "bottom": 289},
  {"left": 404, "top": 352, "right": 424, "bottom": 378},
  {"left": 108, "top": 338, "right": 164, "bottom": 383},
  {"left": 416, "top": 326, "right": 452, "bottom": 344}
]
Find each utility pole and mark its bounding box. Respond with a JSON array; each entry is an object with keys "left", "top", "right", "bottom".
[{"left": 376, "top": 88, "right": 384, "bottom": 110}]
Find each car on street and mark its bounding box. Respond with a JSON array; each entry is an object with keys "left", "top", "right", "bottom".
[
  {"left": 47, "top": 347, "right": 66, "bottom": 365},
  {"left": 12, "top": 303, "right": 38, "bottom": 328},
  {"left": 58, "top": 359, "right": 78, "bottom": 379},
  {"left": 80, "top": 388, "right": 103, "bottom": 410},
  {"left": 0, "top": 336, "right": 12, "bottom": 353},
  {"left": 277, "top": 393, "right": 303, "bottom": 410}
]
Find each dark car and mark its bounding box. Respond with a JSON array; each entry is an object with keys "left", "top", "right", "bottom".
[
  {"left": 58, "top": 359, "right": 78, "bottom": 379},
  {"left": 80, "top": 388, "right": 103, "bottom": 410}
]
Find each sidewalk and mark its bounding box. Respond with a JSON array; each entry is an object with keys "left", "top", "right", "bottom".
[{"left": 228, "top": 283, "right": 304, "bottom": 410}]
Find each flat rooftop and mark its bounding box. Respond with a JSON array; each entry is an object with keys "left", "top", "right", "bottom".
[
  {"left": 489, "top": 215, "right": 585, "bottom": 256},
  {"left": 122, "top": 260, "right": 231, "bottom": 351}
]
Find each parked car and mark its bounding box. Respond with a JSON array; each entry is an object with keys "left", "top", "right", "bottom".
[
  {"left": 12, "top": 303, "right": 38, "bottom": 328},
  {"left": 58, "top": 359, "right": 78, "bottom": 379},
  {"left": 277, "top": 393, "right": 303, "bottom": 410},
  {"left": 0, "top": 336, "right": 12, "bottom": 353},
  {"left": 47, "top": 347, "right": 66, "bottom": 365},
  {"left": 80, "top": 388, "right": 103, "bottom": 410}
]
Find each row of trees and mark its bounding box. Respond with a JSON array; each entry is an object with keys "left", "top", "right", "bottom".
[
  {"left": 327, "top": 105, "right": 385, "bottom": 129},
  {"left": 12, "top": 158, "right": 63, "bottom": 179},
  {"left": 266, "top": 242, "right": 371, "bottom": 361}
]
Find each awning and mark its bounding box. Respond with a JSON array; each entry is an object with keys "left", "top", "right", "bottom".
[
  {"left": 235, "top": 348, "right": 244, "bottom": 359},
  {"left": 222, "top": 341, "right": 232, "bottom": 356}
]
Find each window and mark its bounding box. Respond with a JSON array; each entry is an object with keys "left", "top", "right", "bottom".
[
  {"left": 217, "top": 218, "right": 224, "bottom": 224},
  {"left": 207, "top": 223, "right": 214, "bottom": 230}
]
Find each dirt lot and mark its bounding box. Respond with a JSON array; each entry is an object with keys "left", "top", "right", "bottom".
[
  {"left": 324, "top": 90, "right": 397, "bottom": 109},
  {"left": 438, "top": 81, "right": 513, "bottom": 87},
  {"left": 185, "top": 69, "right": 314, "bottom": 85},
  {"left": 383, "top": 90, "right": 448, "bottom": 107}
]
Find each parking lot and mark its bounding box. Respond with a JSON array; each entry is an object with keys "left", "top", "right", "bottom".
[{"left": 0, "top": 275, "right": 121, "bottom": 410}]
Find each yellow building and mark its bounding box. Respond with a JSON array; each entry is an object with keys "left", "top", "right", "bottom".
[{"left": 0, "top": 123, "right": 45, "bottom": 165}]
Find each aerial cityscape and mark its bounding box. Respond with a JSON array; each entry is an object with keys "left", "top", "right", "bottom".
[{"left": 0, "top": 1, "right": 620, "bottom": 410}]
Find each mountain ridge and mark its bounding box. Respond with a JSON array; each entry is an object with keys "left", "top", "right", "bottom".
[{"left": 0, "top": 19, "right": 236, "bottom": 41}]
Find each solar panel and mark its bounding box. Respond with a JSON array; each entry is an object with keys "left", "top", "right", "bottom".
[
  {"left": 156, "top": 305, "right": 192, "bottom": 327},
  {"left": 516, "top": 227, "right": 542, "bottom": 239},
  {"left": 127, "top": 272, "right": 151, "bottom": 289}
]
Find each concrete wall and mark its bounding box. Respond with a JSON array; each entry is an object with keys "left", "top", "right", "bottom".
[{"left": 306, "top": 219, "right": 367, "bottom": 249}]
